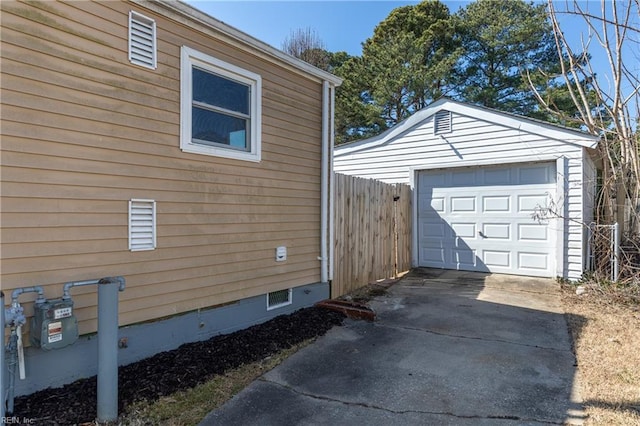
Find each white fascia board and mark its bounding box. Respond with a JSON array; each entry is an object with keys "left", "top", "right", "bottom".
[
  {"left": 335, "top": 107, "right": 439, "bottom": 156},
  {"left": 448, "top": 101, "right": 600, "bottom": 149},
  {"left": 136, "top": 0, "right": 342, "bottom": 86}
]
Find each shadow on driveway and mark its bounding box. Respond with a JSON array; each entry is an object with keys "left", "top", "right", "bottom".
[{"left": 201, "top": 268, "right": 586, "bottom": 425}]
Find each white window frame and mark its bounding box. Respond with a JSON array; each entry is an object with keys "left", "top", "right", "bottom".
[{"left": 180, "top": 46, "right": 262, "bottom": 162}]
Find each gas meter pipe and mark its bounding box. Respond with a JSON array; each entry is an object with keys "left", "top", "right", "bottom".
[
  {"left": 6, "top": 328, "right": 18, "bottom": 414},
  {"left": 11, "top": 287, "right": 45, "bottom": 306},
  {"left": 5, "top": 286, "right": 44, "bottom": 414}
]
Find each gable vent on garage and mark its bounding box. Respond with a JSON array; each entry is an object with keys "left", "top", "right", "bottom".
[
  {"left": 129, "top": 11, "right": 157, "bottom": 69},
  {"left": 434, "top": 110, "right": 452, "bottom": 135}
]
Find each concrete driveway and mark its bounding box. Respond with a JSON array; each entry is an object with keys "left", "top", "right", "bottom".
[{"left": 200, "top": 268, "right": 584, "bottom": 425}]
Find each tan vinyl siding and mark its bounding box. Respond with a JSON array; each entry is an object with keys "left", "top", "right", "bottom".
[{"left": 1, "top": 0, "right": 325, "bottom": 334}]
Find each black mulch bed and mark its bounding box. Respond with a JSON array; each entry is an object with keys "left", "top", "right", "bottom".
[{"left": 12, "top": 307, "right": 345, "bottom": 425}]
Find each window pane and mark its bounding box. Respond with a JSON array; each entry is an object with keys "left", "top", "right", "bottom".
[
  {"left": 193, "top": 67, "right": 249, "bottom": 115},
  {"left": 192, "top": 106, "right": 248, "bottom": 150}
]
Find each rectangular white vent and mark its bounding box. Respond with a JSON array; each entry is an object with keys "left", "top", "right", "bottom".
[
  {"left": 129, "top": 199, "right": 156, "bottom": 251},
  {"left": 129, "top": 11, "right": 157, "bottom": 69},
  {"left": 434, "top": 110, "right": 452, "bottom": 135},
  {"left": 267, "top": 289, "right": 292, "bottom": 310}
]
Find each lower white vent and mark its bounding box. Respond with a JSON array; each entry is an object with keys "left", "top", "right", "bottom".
[{"left": 267, "top": 289, "right": 292, "bottom": 310}]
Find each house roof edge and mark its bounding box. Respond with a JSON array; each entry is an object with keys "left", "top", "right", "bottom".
[{"left": 134, "top": 0, "right": 343, "bottom": 86}]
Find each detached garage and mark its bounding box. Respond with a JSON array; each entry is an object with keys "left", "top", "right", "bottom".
[{"left": 334, "top": 98, "right": 600, "bottom": 280}]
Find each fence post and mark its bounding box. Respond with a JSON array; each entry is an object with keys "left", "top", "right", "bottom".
[{"left": 612, "top": 222, "right": 619, "bottom": 282}]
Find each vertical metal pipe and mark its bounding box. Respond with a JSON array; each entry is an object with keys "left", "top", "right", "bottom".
[
  {"left": 320, "top": 80, "right": 329, "bottom": 284},
  {"left": 328, "top": 84, "right": 336, "bottom": 283},
  {"left": 586, "top": 223, "right": 593, "bottom": 271},
  {"left": 6, "top": 332, "right": 16, "bottom": 414},
  {"left": 1, "top": 291, "right": 5, "bottom": 419},
  {"left": 97, "top": 277, "right": 120, "bottom": 422},
  {"left": 613, "top": 222, "right": 620, "bottom": 282}
]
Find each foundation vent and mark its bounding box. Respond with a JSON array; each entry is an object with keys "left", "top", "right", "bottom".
[{"left": 267, "top": 289, "right": 292, "bottom": 310}]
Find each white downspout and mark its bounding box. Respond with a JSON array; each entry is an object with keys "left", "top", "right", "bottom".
[
  {"left": 1, "top": 291, "right": 5, "bottom": 419},
  {"left": 328, "top": 84, "right": 336, "bottom": 282},
  {"left": 320, "top": 80, "right": 330, "bottom": 284}
]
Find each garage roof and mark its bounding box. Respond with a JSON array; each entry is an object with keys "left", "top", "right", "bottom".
[{"left": 335, "top": 98, "right": 600, "bottom": 155}]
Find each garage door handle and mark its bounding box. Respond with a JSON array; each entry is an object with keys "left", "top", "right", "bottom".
[{"left": 478, "top": 231, "right": 487, "bottom": 238}]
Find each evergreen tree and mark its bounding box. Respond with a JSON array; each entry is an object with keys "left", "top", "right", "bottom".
[
  {"left": 452, "top": 0, "right": 558, "bottom": 116},
  {"left": 285, "top": 0, "right": 585, "bottom": 144},
  {"left": 361, "top": 1, "right": 459, "bottom": 127}
]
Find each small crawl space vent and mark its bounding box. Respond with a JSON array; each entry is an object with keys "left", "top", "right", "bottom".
[{"left": 267, "top": 289, "right": 292, "bottom": 310}]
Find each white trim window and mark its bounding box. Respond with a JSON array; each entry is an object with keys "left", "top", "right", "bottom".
[{"left": 180, "top": 46, "right": 262, "bottom": 162}]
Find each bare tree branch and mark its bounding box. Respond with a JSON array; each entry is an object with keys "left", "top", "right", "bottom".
[
  {"left": 539, "top": 0, "right": 639, "bottom": 279},
  {"left": 282, "top": 27, "right": 329, "bottom": 70}
]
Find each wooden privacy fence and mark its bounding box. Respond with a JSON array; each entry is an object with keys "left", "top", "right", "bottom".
[{"left": 333, "top": 173, "right": 412, "bottom": 298}]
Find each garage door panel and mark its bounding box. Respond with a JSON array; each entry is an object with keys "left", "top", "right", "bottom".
[
  {"left": 518, "top": 224, "right": 548, "bottom": 241},
  {"left": 422, "top": 222, "right": 446, "bottom": 238},
  {"left": 422, "top": 247, "right": 445, "bottom": 266},
  {"left": 431, "top": 197, "right": 445, "bottom": 212},
  {"left": 423, "top": 172, "right": 446, "bottom": 187},
  {"left": 452, "top": 171, "right": 477, "bottom": 185},
  {"left": 519, "top": 165, "right": 554, "bottom": 184},
  {"left": 418, "top": 162, "right": 556, "bottom": 277},
  {"left": 518, "top": 194, "right": 551, "bottom": 212},
  {"left": 483, "top": 196, "right": 510, "bottom": 213},
  {"left": 518, "top": 252, "right": 548, "bottom": 271},
  {"left": 482, "top": 223, "right": 510, "bottom": 239},
  {"left": 451, "top": 197, "right": 476, "bottom": 212},
  {"left": 451, "top": 222, "right": 476, "bottom": 238},
  {"left": 483, "top": 250, "right": 511, "bottom": 268},
  {"left": 483, "top": 168, "right": 511, "bottom": 185},
  {"left": 452, "top": 248, "right": 476, "bottom": 267}
]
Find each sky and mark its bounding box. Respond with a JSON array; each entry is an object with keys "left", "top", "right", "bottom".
[
  {"left": 182, "top": 1, "right": 622, "bottom": 79},
  {"left": 183, "top": 1, "right": 638, "bottom": 124},
  {"left": 184, "top": 1, "right": 468, "bottom": 56}
]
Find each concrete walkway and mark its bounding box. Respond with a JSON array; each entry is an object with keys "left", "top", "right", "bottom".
[{"left": 200, "top": 268, "right": 584, "bottom": 425}]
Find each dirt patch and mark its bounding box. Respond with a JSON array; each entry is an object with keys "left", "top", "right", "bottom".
[
  {"left": 562, "top": 285, "right": 640, "bottom": 424},
  {"left": 11, "top": 307, "right": 345, "bottom": 425},
  {"left": 339, "top": 277, "right": 398, "bottom": 303}
]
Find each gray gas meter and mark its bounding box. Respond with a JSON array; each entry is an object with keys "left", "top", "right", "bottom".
[{"left": 30, "top": 298, "right": 78, "bottom": 350}]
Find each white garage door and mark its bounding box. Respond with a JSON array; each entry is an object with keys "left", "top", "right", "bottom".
[{"left": 417, "top": 163, "right": 556, "bottom": 277}]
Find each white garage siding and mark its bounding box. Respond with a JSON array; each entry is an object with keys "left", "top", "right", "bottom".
[{"left": 334, "top": 99, "right": 600, "bottom": 280}]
